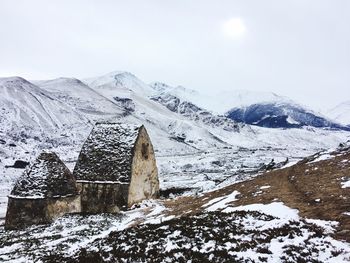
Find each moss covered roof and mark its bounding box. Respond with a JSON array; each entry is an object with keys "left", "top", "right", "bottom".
[
  {"left": 10, "top": 152, "right": 78, "bottom": 198},
  {"left": 73, "top": 122, "right": 143, "bottom": 182}
]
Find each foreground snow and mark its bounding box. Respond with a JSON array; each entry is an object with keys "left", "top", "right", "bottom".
[
  {"left": 0, "top": 194, "right": 349, "bottom": 262},
  {"left": 0, "top": 200, "right": 167, "bottom": 262},
  {"left": 71, "top": 209, "right": 349, "bottom": 263}
]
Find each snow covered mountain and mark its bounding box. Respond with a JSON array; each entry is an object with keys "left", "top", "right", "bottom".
[
  {"left": 148, "top": 83, "right": 348, "bottom": 131},
  {"left": 148, "top": 86, "right": 291, "bottom": 115},
  {"left": 85, "top": 71, "right": 155, "bottom": 97},
  {"left": 34, "top": 77, "right": 124, "bottom": 119},
  {"left": 226, "top": 101, "right": 350, "bottom": 130},
  {"left": 83, "top": 71, "right": 245, "bottom": 150},
  {"left": 1, "top": 71, "right": 350, "bottom": 220},
  {"left": 150, "top": 82, "right": 199, "bottom": 102},
  {"left": 205, "top": 90, "right": 291, "bottom": 114},
  {"left": 1, "top": 72, "right": 349, "bottom": 169},
  {"left": 149, "top": 89, "right": 240, "bottom": 132},
  {"left": 327, "top": 101, "right": 350, "bottom": 127},
  {"left": 0, "top": 77, "right": 88, "bottom": 131},
  {"left": 0, "top": 76, "right": 91, "bottom": 158}
]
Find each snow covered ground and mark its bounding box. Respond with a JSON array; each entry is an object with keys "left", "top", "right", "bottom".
[{"left": 1, "top": 194, "right": 349, "bottom": 262}]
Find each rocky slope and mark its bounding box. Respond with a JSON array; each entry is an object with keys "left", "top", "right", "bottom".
[{"left": 150, "top": 92, "right": 240, "bottom": 132}]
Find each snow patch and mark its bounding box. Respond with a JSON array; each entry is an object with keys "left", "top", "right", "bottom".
[
  {"left": 223, "top": 202, "right": 299, "bottom": 221},
  {"left": 203, "top": 191, "right": 240, "bottom": 212},
  {"left": 341, "top": 179, "right": 350, "bottom": 188}
]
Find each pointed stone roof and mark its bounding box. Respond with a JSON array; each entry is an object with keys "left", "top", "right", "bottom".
[
  {"left": 73, "top": 122, "right": 143, "bottom": 182},
  {"left": 10, "top": 152, "right": 78, "bottom": 198}
]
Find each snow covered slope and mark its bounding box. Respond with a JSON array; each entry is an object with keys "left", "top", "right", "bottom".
[
  {"left": 149, "top": 84, "right": 290, "bottom": 114},
  {"left": 0, "top": 77, "right": 93, "bottom": 215},
  {"left": 84, "top": 71, "right": 246, "bottom": 151},
  {"left": 85, "top": 71, "right": 155, "bottom": 97},
  {"left": 327, "top": 101, "right": 350, "bottom": 126},
  {"left": 226, "top": 102, "right": 350, "bottom": 130},
  {"left": 35, "top": 78, "right": 124, "bottom": 119},
  {"left": 0, "top": 77, "right": 88, "bottom": 131},
  {"left": 150, "top": 92, "right": 240, "bottom": 132},
  {"left": 0, "top": 76, "right": 91, "bottom": 157},
  {"left": 150, "top": 82, "right": 200, "bottom": 104}
]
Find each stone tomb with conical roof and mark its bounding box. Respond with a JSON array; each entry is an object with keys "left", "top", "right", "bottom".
[
  {"left": 73, "top": 122, "right": 159, "bottom": 213},
  {"left": 5, "top": 152, "right": 80, "bottom": 230}
]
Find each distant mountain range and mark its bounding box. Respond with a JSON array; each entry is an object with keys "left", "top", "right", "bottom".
[
  {"left": 0, "top": 71, "right": 349, "bottom": 163},
  {"left": 148, "top": 81, "right": 350, "bottom": 131}
]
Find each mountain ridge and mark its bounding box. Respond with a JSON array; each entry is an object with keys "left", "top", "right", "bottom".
[
  {"left": 327, "top": 101, "right": 350, "bottom": 127},
  {"left": 226, "top": 101, "right": 350, "bottom": 131}
]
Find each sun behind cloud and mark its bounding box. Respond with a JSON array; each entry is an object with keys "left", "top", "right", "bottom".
[{"left": 221, "top": 18, "right": 246, "bottom": 39}]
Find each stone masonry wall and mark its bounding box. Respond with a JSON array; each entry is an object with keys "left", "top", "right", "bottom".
[
  {"left": 77, "top": 182, "right": 129, "bottom": 213},
  {"left": 5, "top": 195, "right": 80, "bottom": 230},
  {"left": 128, "top": 127, "right": 159, "bottom": 207}
]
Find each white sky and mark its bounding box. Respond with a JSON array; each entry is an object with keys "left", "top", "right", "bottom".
[{"left": 0, "top": 0, "right": 349, "bottom": 111}]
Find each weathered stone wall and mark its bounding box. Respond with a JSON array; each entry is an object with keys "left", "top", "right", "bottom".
[
  {"left": 128, "top": 126, "right": 159, "bottom": 207},
  {"left": 46, "top": 195, "right": 81, "bottom": 219},
  {"left": 5, "top": 198, "right": 47, "bottom": 230},
  {"left": 5, "top": 195, "right": 81, "bottom": 230},
  {"left": 77, "top": 182, "right": 129, "bottom": 213}
]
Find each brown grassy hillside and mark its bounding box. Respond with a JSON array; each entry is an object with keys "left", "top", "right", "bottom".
[{"left": 165, "top": 146, "right": 350, "bottom": 242}]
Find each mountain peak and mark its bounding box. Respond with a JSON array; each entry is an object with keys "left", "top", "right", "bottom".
[
  {"left": 104, "top": 71, "right": 137, "bottom": 80},
  {"left": 38, "top": 77, "right": 85, "bottom": 86},
  {"left": 149, "top": 82, "right": 171, "bottom": 92},
  {"left": 0, "top": 76, "right": 32, "bottom": 86},
  {"left": 84, "top": 71, "right": 154, "bottom": 97}
]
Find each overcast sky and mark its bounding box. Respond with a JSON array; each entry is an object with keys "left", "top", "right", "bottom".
[{"left": 0, "top": 0, "right": 349, "bottom": 110}]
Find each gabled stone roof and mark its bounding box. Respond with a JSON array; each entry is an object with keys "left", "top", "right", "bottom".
[
  {"left": 73, "top": 122, "right": 142, "bottom": 182},
  {"left": 10, "top": 152, "right": 78, "bottom": 198}
]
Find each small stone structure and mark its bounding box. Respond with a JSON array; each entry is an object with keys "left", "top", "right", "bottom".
[
  {"left": 5, "top": 152, "right": 80, "bottom": 230},
  {"left": 73, "top": 122, "right": 159, "bottom": 213},
  {"left": 5, "top": 122, "right": 159, "bottom": 229}
]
